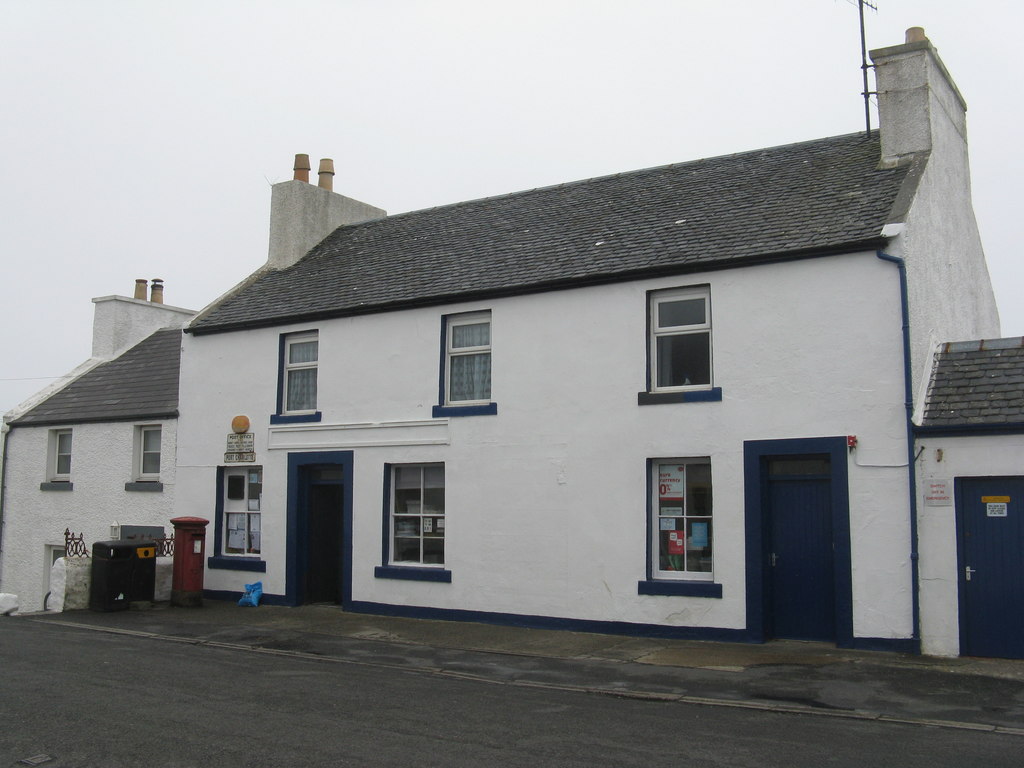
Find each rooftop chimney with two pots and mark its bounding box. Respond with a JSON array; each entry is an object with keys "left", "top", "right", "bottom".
[
  {"left": 266, "top": 153, "right": 387, "bottom": 271},
  {"left": 132, "top": 279, "right": 164, "bottom": 303}
]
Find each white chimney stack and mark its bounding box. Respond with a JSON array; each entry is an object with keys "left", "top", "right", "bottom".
[
  {"left": 91, "top": 288, "right": 194, "bottom": 359},
  {"left": 266, "top": 153, "right": 387, "bottom": 271},
  {"left": 870, "top": 27, "right": 968, "bottom": 167}
]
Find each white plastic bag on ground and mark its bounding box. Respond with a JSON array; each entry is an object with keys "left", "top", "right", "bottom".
[{"left": 0, "top": 593, "right": 19, "bottom": 616}]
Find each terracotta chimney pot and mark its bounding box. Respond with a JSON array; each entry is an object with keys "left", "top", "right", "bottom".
[
  {"left": 150, "top": 278, "right": 164, "bottom": 304},
  {"left": 134, "top": 279, "right": 148, "bottom": 300},
  {"left": 293, "top": 153, "right": 311, "bottom": 183},
  {"left": 318, "top": 158, "right": 335, "bottom": 191},
  {"left": 905, "top": 27, "right": 927, "bottom": 44}
]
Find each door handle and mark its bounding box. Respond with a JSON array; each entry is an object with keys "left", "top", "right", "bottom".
[
  {"left": 770, "top": 553, "right": 778, "bottom": 567},
  {"left": 965, "top": 566, "right": 977, "bottom": 582}
]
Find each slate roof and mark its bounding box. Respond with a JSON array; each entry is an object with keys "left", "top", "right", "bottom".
[
  {"left": 11, "top": 328, "right": 183, "bottom": 426},
  {"left": 921, "top": 338, "right": 1024, "bottom": 428},
  {"left": 190, "top": 131, "right": 912, "bottom": 335}
]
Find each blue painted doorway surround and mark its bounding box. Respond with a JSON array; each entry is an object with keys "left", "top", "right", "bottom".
[
  {"left": 285, "top": 451, "right": 354, "bottom": 607},
  {"left": 743, "top": 437, "right": 853, "bottom": 646}
]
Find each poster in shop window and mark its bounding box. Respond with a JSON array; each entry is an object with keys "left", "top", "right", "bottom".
[
  {"left": 667, "top": 531, "right": 686, "bottom": 555},
  {"left": 691, "top": 522, "right": 709, "bottom": 548},
  {"left": 659, "top": 465, "right": 685, "bottom": 503}
]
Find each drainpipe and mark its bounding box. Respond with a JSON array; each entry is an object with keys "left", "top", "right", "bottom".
[
  {"left": 0, "top": 420, "right": 11, "bottom": 581},
  {"left": 876, "top": 250, "right": 921, "bottom": 653}
]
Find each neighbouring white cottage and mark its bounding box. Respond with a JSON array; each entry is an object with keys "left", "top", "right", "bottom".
[
  {"left": 172, "top": 29, "right": 1004, "bottom": 654},
  {"left": 0, "top": 282, "right": 195, "bottom": 612},
  {"left": 914, "top": 338, "right": 1024, "bottom": 659}
]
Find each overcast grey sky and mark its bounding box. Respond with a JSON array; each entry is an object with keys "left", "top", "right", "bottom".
[{"left": 2, "top": 0, "right": 1021, "bottom": 414}]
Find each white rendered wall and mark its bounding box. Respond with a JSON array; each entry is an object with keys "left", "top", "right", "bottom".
[
  {"left": 177, "top": 251, "right": 921, "bottom": 639},
  {"left": 915, "top": 432, "right": 1024, "bottom": 656},
  {"left": 0, "top": 419, "right": 177, "bottom": 612}
]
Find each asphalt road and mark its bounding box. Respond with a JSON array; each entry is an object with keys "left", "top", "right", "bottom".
[{"left": 1, "top": 620, "right": 1020, "bottom": 767}]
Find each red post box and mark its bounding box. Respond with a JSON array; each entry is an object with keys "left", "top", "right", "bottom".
[{"left": 170, "top": 516, "right": 210, "bottom": 607}]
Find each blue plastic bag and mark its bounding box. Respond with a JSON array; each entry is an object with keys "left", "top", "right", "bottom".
[{"left": 238, "top": 581, "right": 263, "bottom": 607}]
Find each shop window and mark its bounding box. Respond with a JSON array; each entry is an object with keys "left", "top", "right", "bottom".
[{"left": 225, "top": 466, "right": 262, "bottom": 556}]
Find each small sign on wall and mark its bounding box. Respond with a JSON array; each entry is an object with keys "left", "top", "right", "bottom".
[
  {"left": 924, "top": 478, "right": 952, "bottom": 507},
  {"left": 226, "top": 433, "right": 254, "bottom": 452},
  {"left": 225, "top": 432, "right": 255, "bottom": 463}
]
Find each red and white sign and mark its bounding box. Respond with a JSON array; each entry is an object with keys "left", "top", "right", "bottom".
[
  {"left": 667, "top": 531, "right": 686, "bottom": 554},
  {"left": 924, "top": 478, "right": 952, "bottom": 507},
  {"left": 659, "top": 465, "right": 685, "bottom": 502}
]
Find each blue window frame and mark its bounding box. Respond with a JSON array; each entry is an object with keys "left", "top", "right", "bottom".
[
  {"left": 272, "top": 330, "right": 322, "bottom": 424},
  {"left": 639, "top": 286, "right": 722, "bottom": 406},
  {"left": 432, "top": 312, "right": 497, "bottom": 418},
  {"left": 638, "top": 458, "right": 722, "bottom": 598},
  {"left": 208, "top": 465, "right": 267, "bottom": 572},
  {"left": 375, "top": 462, "right": 452, "bottom": 583}
]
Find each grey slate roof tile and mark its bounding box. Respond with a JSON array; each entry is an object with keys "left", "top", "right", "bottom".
[
  {"left": 11, "top": 328, "right": 183, "bottom": 426},
  {"left": 190, "top": 131, "right": 910, "bottom": 335},
  {"left": 921, "top": 339, "right": 1024, "bottom": 427}
]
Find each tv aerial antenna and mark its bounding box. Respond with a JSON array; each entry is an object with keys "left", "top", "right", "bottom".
[{"left": 856, "top": 0, "right": 879, "bottom": 137}]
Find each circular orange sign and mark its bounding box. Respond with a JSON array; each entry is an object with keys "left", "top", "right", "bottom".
[{"left": 231, "top": 415, "right": 250, "bottom": 434}]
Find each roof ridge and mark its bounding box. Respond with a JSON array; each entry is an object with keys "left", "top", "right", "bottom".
[
  {"left": 343, "top": 130, "right": 883, "bottom": 226},
  {"left": 10, "top": 327, "right": 184, "bottom": 426},
  {"left": 941, "top": 337, "right": 1024, "bottom": 353}
]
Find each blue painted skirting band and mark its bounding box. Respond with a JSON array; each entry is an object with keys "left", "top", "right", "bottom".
[
  {"left": 199, "top": 592, "right": 915, "bottom": 653},
  {"left": 204, "top": 589, "right": 289, "bottom": 606},
  {"left": 345, "top": 600, "right": 752, "bottom": 643}
]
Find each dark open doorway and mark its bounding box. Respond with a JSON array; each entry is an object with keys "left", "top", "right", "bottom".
[
  {"left": 286, "top": 451, "right": 354, "bottom": 607},
  {"left": 304, "top": 470, "right": 344, "bottom": 604}
]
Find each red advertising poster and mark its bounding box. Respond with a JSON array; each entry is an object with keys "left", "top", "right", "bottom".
[
  {"left": 667, "top": 530, "right": 686, "bottom": 555},
  {"left": 659, "top": 464, "right": 685, "bottom": 503}
]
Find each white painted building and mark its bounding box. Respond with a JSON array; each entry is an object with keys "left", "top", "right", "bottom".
[
  {"left": 0, "top": 283, "right": 194, "bottom": 612},
  {"left": 914, "top": 339, "right": 1024, "bottom": 658},
  {"left": 173, "top": 29, "right": 1004, "bottom": 654}
]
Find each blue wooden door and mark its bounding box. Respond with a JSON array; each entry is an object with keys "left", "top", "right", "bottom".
[
  {"left": 766, "top": 458, "right": 835, "bottom": 641},
  {"left": 957, "top": 477, "right": 1024, "bottom": 659}
]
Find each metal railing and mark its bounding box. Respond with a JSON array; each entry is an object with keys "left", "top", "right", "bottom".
[
  {"left": 62, "top": 529, "right": 174, "bottom": 557},
  {"left": 63, "top": 529, "right": 89, "bottom": 558},
  {"left": 153, "top": 537, "right": 174, "bottom": 557}
]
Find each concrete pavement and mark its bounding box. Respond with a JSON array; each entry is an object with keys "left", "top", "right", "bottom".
[{"left": 17, "top": 600, "right": 1024, "bottom": 736}]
